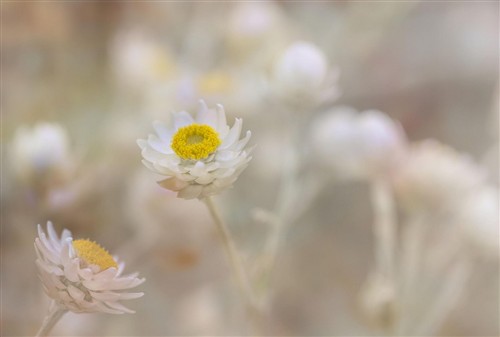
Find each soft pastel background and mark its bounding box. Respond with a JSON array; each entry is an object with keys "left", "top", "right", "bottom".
[{"left": 1, "top": 1, "right": 498, "bottom": 336}]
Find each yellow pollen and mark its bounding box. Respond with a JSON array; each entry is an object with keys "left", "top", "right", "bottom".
[
  {"left": 72, "top": 239, "right": 117, "bottom": 271},
  {"left": 171, "top": 124, "right": 221, "bottom": 160}
]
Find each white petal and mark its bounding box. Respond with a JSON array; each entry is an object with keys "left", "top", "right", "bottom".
[
  {"left": 230, "top": 130, "right": 251, "bottom": 152},
  {"left": 117, "top": 262, "right": 125, "bottom": 276},
  {"left": 177, "top": 184, "right": 203, "bottom": 199},
  {"left": 78, "top": 268, "right": 94, "bottom": 281},
  {"left": 46, "top": 221, "right": 61, "bottom": 249},
  {"left": 60, "top": 240, "right": 74, "bottom": 266},
  {"left": 195, "top": 100, "right": 218, "bottom": 129},
  {"left": 93, "top": 301, "right": 125, "bottom": 314},
  {"left": 216, "top": 104, "right": 230, "bottom": 138},
  {"left": 104, "top": 301, "right": 136, "bottom": 314},
  {"left": 158, "top": 178, "right": 189, "bottom": 191},
  {"left": 67, "top": 284, "right": 86, "bottom": 302},
  {"left": 51, "top": 275, "right": 66, "bottom": 289},
  {"left": 94, "top": 267, "right": 119, "bottom": 280},
  {"left": 195, "top": 174, "right": 215, "bottom": 185},
  {"left": 220, "top": 118, "right": 242, "bottom": 150},
  {"left": 153, "top": 120, "right": 173, "bottom": 142},
  {"left": 173, "top": 111, "right": 194, "bottom": 129},
  {"left": 36, "top": 259, "right": 64, "bottom": 276},
  {"left": 63, "top": 259, "right": 80, "bottom": 283},
  {"left": 35, "top": 238, "right": 59, "bottom": 265},
  {"left": 189, "top": 161, "right": 207, "bottom": 177},
  {"left": 147, "top": 134, "right": 172, "bottom": 154},
  {"left": 60, "top": 229, "right": 72, "bottom": 243},
  {"left": 83, "top": 277, "right": 145, "bottom": 291},
  {"left": 141, "top": 146, "right": 166, "bottom": 162},
  {"left": 90, "top": 291, "right": 144, "bottom": 301},
  {"left": 215, "top": 150, "right": 238, "bottom": 162},
  {"left": 136, "top": 139, "right": 148, "bottom": 150}
]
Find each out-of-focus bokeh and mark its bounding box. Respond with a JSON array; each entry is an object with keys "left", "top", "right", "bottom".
[{"left": 1, "top": 2, "right": 498, "bottom": 336}]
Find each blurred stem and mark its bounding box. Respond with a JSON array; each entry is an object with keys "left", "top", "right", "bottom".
[
  {"left": 417, "top": 257, "right": 471, "bottom": 336},
  {"left": 371, "top": 179, "right": 397, "bottom": 282},
  {"left": 370, "top": 178, "right": 397, "bottom": 334},
  {"left": 260, "top": 116, "right": 304, "bottom": 302},
  {"left": 203, "top": 197, "right": 258, "bottom": 314},
  {"left": 36, "top": 301, "right": 66, "bottom": 337},
  {"left": 396, "top": 213, "right": 427, "bottom": 335}
]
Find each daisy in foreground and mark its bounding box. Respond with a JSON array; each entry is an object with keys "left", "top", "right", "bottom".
[
  {"left": 138, "top": 101, "right": 259, "bottom": 318},
  {"left": 35, "top": 221, "right": 144, "bottom": 337},
  {"left": 137, "top": 100, "right": 252, "bottom": 199}
]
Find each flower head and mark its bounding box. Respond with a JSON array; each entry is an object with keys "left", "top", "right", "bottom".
[
  {"left": 10, "top": 122, "right": 71, "bottom": 182},
  {"left": 272, "top": 41, "right": 340, "bottom": 107},
  {"left": 310, "top": 107, "right": 406, "bottom": 180},
  {"left": 138, "top": 101, "right": 252, "bottom": 199},
  {"left": 35, "top": 221, "right": 144, "bottom": 314},
  {"left": 393, "top": 140, "right": 486, "bottom": 212}
]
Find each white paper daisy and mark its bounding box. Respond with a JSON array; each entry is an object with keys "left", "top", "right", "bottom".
[
  {"left": 137, "top": 101, "right": 253, "bottom": 199},
  {"left": 35, "top": 221, "right": 145, "bottom": 315}
]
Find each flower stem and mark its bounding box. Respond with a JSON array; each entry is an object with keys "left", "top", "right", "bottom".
[
  {"left": 36, "top": 301, "right": 67, "bottom": 337},
  {"left": 397, "top": 213, "right": 426, "bottom": 335},
  {"left": 259, "top": 116, "right": 304, "bottom": 302},
  {"left": 371, "top": 179, "right": 397, "bottom": 282},
  {"left": 203, "top": 197, "right": 257, "bottom": 312},
  {"left": 370, "top": 178, "right": 397, "bottom": 334}
]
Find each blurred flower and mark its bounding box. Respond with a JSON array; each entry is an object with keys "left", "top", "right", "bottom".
[
  {"left": 226, "top": 2, "right": 287, "bottom": 65},
  {"left": 35, "top": 221, "right": 144, "bottom": 314},
  {"left": 197, "top": 70, "right": 234, "bottom": 97},
  {"left": 10, "top": 122, "right": 72, "bottom": 183},
  {"left": 111, "top": 31, "right": 176, "bottom": 87},
  {"left": 138, "top": 101, "right": 252, "bottom": 199},
  {"left": 393, "top": 140, "right": 486, "bottom": 213},
  {"left": 458, "top": 186, "right": 499, "bottom": 257},
  {"left": 272, "top": 41, "right": 340, "bottom": 108},
  {"left": 228, "top": 2, "right": 279, "bottom": 41},
  {"left": 310, "top": 107, "right": 406, "bottom": 180}
]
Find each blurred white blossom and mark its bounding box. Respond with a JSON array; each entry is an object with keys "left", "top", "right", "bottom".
[
  {"left": 228, "top": 2, "right": 279, "bottom": 42},
  {"left": 111, "top": 31, "right": 176, "bottom": 87},
  {"left": 10, "top": 122, "right": 72, "bottom": 183},
  {"left": 310, "top": 107, "right": 406, "bottom": 180},
  {"left": 272, "top": 41, "right": 340, "bottom": 108},
  {"left": 393, "top": 140, "right": 486, "bottom": 213},
  {"left": 458, "top": 186, "right": 499, "bottom": 257},
  {"left": 138, "top": 101, "right": 252, "bottom": 199}
]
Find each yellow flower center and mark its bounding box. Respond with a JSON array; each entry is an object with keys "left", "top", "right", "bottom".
[
  {"left": 171, "top": 124, "right": 221, "bottom": 160},
  {"left": 72, "top": 239, "right": 117, "bottom": 271}
]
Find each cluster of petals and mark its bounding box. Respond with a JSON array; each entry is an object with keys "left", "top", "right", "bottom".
[
  {"left": 138, "top": 101, "right": 252, "bottom": 199},
  {"left": 35, "top": 221, "right": 144, "bottom": 314}
]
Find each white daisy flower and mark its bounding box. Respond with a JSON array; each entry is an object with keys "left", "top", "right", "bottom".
[
  {"left": 137, "top": 101, "right": 253, "bottom": 199},
  {"left": 35, "top": 221, "right": 145, "bottom": 315}
]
